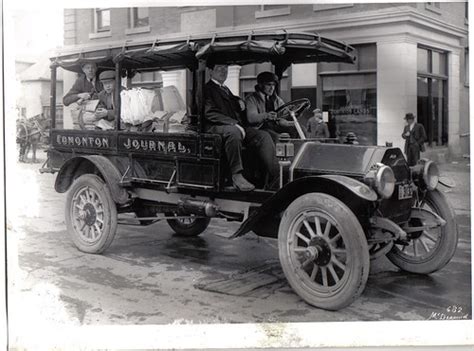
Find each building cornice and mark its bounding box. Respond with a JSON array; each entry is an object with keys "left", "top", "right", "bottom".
[
  {"left": 60, "top": 6, "right": 468, "bottom": 54},
  {"left": 223, "top": 6, "right": 467, "bottom": 39}
]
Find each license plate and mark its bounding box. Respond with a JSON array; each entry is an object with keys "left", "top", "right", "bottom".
[{"left": 398, "top": 184, "right": 413, "bottom": 200}]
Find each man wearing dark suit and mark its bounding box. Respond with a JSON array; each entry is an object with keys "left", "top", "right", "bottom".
[
  {"left": 402, "top": 112, "right": 427, "bottom": 166},
  {"left": 63, "top": 62, "right": 103, "bottom": 106},
  {"left": 204, "top": 62, "right": 277, "bottom": 191}
]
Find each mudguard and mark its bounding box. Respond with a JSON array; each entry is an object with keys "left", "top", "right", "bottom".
[
  {"left": 232, "top": 175, "right": 377, "bottom": 238},
  {"left": 54, "top": 155, "right": 129, "bottom": 205}
]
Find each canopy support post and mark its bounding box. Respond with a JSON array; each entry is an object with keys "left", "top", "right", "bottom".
[
  {"left": 197, "top": 59, "right": 207, "bottom": 134},
  {"left": 50, "top": 65, "right": 57, "bottom": 129},
  {"left": 115, "top": 61, "right": 122, "bottom": 131}
]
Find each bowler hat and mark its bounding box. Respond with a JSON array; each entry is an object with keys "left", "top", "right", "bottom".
[
  {"left": 99, "top": 70, "right": 115, "bottom": 81},
  {"left": 257, "top": 71, "right": 278, "bottom": 85},
  {"left": 404, "top": 113, "right": 415, "bottom": 120}
]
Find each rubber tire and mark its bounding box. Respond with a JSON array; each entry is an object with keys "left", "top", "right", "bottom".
[
  {"left": 166, "top": 213, "right": 211, "bottom": 237},
  {"left": 387, "top": 189, "right": 458, "bottom": 274},
  {"left": 278, "top": 192, "right": 370, "bottom": 311},
  {"left": 65, "top": 174, "right": 118, "bottom": 253}
]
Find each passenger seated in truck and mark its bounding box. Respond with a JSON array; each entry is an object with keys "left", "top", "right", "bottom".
[
  {"left": 94, "top": 70, "right": 117, "bottom": 130},
  {"left": 204, "top": 61, "right": 278, "bottom": 191},
  {"left": 245, "top": 72, "right": 299, "bottom": 143},
  {"left": 63, "top": 62, "right": 103, "bottom": 107}
]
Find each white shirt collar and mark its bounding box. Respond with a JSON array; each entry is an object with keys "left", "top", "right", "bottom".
[{"left": 211, "top": 78, "right": 225, "bottom": 87}]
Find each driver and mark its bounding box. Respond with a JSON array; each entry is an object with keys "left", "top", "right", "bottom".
[
  {"left": 204, "top": 62, "right": 278, "bottom": 191},
  {"left": 245, "top": 72, "right": 299, "bottom": 142}
]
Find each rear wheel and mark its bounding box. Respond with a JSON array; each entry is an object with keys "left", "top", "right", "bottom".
[
  {"left": 387, "top": 189, "right": 457, "bottom": 274},
  {"left": 166, "top": 212, "right": 210, "bottom": 237},
  {"left": 65, "top": 174, "right": 117, "bottom": 253},
  {"left": 278, "top": 193, "right": 370, "bottom": 310}
]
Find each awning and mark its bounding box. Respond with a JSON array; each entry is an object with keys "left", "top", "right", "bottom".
[{"left": 50, "top": 30, "right": 356, "bottom": 74}]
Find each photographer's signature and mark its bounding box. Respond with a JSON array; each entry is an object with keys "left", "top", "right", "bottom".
[{"left": 428, "top": 305, "right": 470, "bottom": 320}]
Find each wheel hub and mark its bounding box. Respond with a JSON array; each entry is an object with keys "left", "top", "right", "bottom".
[
  {"left": 81, "top": 203, "right": 97, "bottom": 226},
  {"left": 309, "top": 237, "right": 332, "bottom": 266}
]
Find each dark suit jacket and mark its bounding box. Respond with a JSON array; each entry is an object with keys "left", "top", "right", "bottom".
[
  {"left": 96, "top": 90, "right": 116, "bottom": 121},
  {"left": 204, "top": 80, "right": 244, "bottom": 129},
  {"left": 63, "top": 75, "right": 103, "bottom": 106},
  {"left": 402, "top": 123, "right": 426, "bottom": 154}
]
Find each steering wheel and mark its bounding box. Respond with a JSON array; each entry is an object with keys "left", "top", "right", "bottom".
[{"left": 275, "top": 98, "right": 311, "bottom": 120}]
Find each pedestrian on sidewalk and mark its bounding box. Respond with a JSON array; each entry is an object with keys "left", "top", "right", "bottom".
[{"left": 402, "top": 112, "right": 426, "bottom": 166}]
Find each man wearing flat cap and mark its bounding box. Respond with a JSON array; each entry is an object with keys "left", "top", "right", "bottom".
[
  {"left": 245, "top": 71, "right": 298, "bottom": 142},
  {"left": 402, "top": 112, "right": 426, "bottom": 166},
  {"left": 94, "top": 70, "right": 117, "bottom": 130},
  {"left": 63, "top": 62, "right": 103, "bottom": 106}
]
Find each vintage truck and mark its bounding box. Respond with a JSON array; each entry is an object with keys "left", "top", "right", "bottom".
[{"left": 41, "top": 31, "right": 457, "bottom": 310}]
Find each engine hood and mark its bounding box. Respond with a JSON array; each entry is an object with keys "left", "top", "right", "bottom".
[{"left": 291, "top": 142, "right": 406, "bottom": 178}]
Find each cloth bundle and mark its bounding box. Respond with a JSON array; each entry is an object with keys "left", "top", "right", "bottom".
[{"left": 120, "top": 88, "right": 157, "bottom": 126}]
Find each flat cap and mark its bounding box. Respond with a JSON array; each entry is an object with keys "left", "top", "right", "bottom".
[
  {"left": 404, "top": 113, "right": 415, "bottom": 120},
  {"left": 99, "top": 70, "right": 115, "bottom": 81}
]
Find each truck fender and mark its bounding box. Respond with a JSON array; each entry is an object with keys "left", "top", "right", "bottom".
[
  {"left": 55, "top": 155, "right": 129, "bottom": 205},
  {"left": 233, "top": 175, "right": 377, "bottom": 238}
]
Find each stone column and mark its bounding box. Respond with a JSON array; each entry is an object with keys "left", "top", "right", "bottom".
[
  {"left": 226, "top": 66, "right": 242, "bottom": 96},
  {"left": 376, "top": 39, "right": 418, "bottom": 151},
  {"left": 161, "top": 70, "right": 187, "bottom": 105},
  {"left": 448, "top": 50, "right": 461, "bottom": 156}
]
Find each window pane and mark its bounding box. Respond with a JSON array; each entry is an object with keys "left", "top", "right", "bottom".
[
  {"left": 417, "top": 47, "right": 429, "bottom": 72},
  {"left": 133, "top": 8, "right": 149, "bottom": 27},
  {"left": 465, "top": 49, "right": 469, "bottom": 85},
  {"left": 357, "top": 44, "right": 377, "bottom": 70},
  {"left": 322, "top": 74, "right": 377, "bottom": 145},
  {"left": 97, "top": 9, "right": 110, "bottom": 31},
  {"left": 432, "top": 51, "right": 446, "bottom": 76}
]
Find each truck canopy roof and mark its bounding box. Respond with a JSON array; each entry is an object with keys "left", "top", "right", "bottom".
[{"left": 51, "top": 30, "right": 356, "bottom": 73}]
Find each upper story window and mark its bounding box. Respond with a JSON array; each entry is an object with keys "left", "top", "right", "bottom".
[
  {"left": 255, "top": 5, "right": 290, "bottom": 19},
  {"left": 130, "top": 8, "right": 149, "bottom": 28},
  {"left": 465, "top": 48, "right": 469, "bottom": 86},
  {"left": 425, "top": 2, "right": 442, "bottom": 14},
  {"left": 465, "top": 2, "right": 469, "bottom": 24},
  {"left": 95, "top": 8, "right": 111, "bottom": 32},
  {"left": 126, "top": 8, "right": 151, "bottom": 35},
  {"left": 90, "top": 8, "right": 112, "bottom": 39}
]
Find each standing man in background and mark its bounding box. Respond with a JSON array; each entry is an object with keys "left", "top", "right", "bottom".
[
  {"left": 306, "top": 108, "right": 329, "bottom": 139},
  {"left": 402, "top": 112, "right": 427, "bottom": 166}
]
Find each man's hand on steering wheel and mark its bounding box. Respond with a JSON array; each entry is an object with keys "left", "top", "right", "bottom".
[{"left": 276, "top": 98, "right": 311, "bottom": 120}]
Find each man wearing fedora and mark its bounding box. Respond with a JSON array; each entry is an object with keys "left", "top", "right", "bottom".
[
  {"left": 402, "top": 112, "right": 427, "bottom": 166},
  {"left": 63, "top": 62, "right": 103, "bottom": 106}
]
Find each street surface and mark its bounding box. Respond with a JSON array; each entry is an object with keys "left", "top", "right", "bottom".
[{"left": 6, "top": 153, "right": 472, "bottom": 333}]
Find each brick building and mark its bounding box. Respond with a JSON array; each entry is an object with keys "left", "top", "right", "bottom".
[{"left": 60, "top": 3, "right": 469, "bottom": 156}]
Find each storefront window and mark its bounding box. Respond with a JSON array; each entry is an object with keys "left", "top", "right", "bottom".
[
  {"left": 322, "top": 74, "right": 376, "bottom": 145},
  {"left": 417, "top": 46, "right": 448, "bottom": 146},
  {"left": 319, "top": 43, "right": 377, "bottom": 145}
]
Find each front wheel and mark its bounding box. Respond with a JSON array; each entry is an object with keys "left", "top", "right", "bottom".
[
  {"left": 166, "top": 213, "right": 210, "bottom": 237},
  {"left": 387, "top": 189, "right": 458, "bottom": 274},
  {"left": 65, "top": 174, "right": 118, "bottom": 253},
  {"left": 278, "top": 193, "right": 370, "bottom": 310}
]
